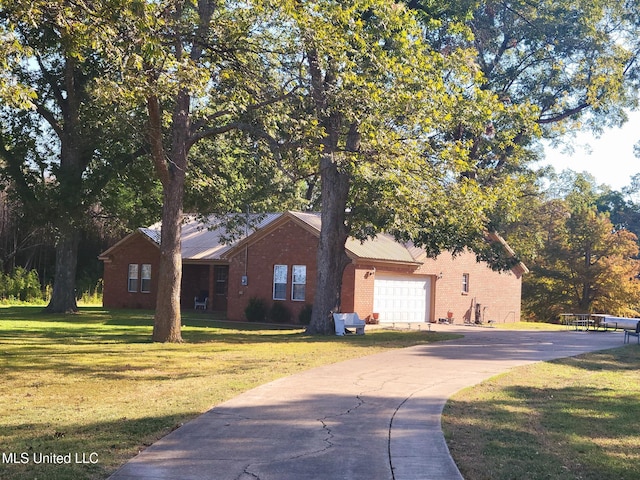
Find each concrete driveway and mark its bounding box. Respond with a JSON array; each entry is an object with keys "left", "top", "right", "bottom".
[{"left": 108, "top": 326, "right": 626, "bottom": 480}]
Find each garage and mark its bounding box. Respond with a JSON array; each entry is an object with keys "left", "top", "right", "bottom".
[{"left": 373, "top": 275, "right": 431, "bottom": 323}]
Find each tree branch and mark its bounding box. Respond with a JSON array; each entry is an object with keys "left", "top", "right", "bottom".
[
  {"left": 537, "top": 101, "right": 590, "bottom": 125},
  {"left": 146, "top": 94, "right": 169, "bottom": 186},
  {"left": 34, "top": 53, "right": 66, "bottom": 109},
  {"left": 188, "top": 87, "right": 299, "bottom": 148},
  {"left": 33, "top": 102, "right": 63, "bottom": 138}
]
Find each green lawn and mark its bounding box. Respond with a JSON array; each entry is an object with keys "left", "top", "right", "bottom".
[
  {"left": 443, "top": 346, "right": 640, "bottom": 480},
  {"left": 4, "top": 309, "right": 636, "bottom": 480},
  {"left": 0, "top": 306, "right": 457, "bottom": 480}
]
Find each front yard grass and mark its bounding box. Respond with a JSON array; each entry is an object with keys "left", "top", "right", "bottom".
[
  {"left": 0, "top": 306, "right": 458, "bottom": 480},
  {"left": 443, "top": 346, "right": 640, "bottom": 480}
]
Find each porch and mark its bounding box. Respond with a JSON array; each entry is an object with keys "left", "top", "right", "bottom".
[{"left": 181, "top": 264, "right": 228, "bottom": 312}]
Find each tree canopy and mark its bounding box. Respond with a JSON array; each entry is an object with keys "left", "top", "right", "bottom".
[
  {"left": 2, "top": 0, "right": 640, "bottom": 333},
  {"left": 507, "top": 173, "right": 640, "bottom": 321},
  {"left": 91, "top": 0, "right": 307, "bottom": 341},
  {"left": 0, "top": 0, "right": 157, "bottom": 312}
]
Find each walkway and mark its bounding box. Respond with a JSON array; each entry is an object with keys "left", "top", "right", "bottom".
[{"left": 108, "top": 326, "right": 625, "bottom": 480}]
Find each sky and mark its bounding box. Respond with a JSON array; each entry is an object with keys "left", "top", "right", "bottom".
[{"left": 539, "top": 111, "right": 640, "bottom": 191}]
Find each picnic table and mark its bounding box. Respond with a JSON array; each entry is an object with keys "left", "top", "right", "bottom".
[
  {"left": 560, "top": 313, "right": 594, "bottom": 331},
  {"left": 560, "top": 313, "right": 640, "bottom": 332}
]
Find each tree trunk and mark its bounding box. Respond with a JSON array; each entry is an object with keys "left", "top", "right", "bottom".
[
  {"left": 152, "top": 177, "right": 184, "bottom": 342},
  {"left": 43, "top": 56, "right": 87, "bottom": 314},
  {"left": 44, "top": 230, "right": 79, "bottom": 313},
  {"left": 579, "top": 246, "right": 593, "bottom": 312},
  {"left": 306, "top": 152, "right": 352, "bottom": 335},
  {"left": 149, "top": 92, "right": 189, "bottom": 343}
]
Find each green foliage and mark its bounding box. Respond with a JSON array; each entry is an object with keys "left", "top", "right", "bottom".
[
  {"left": 0, "top": 267, "right": 43, "bottom": 302},
  {"left": 0, "top": 0, "right": 160, "bottom": 312},
  {"left": 268, "top": 302, "right": 291, "bottom": 324},
  {"left": 511, "top": 175, "right": 640, "bottom": 320},
  {"left": 184, "top": 133, "right": 308, "bottom": 216},
  {"left": 597, "top": 175, "right": 640, "bottom": 239},
  {"left": 405, "top": 0, "right": 640, "bottom": 265},
  {"left": 245, "top": 297, "right": 268, "bottom": 322},
  {"left": 272, "top": 0, "right": 543, "bottom": 260},
  {"left": 466, "top": 0, "right": 640, "bottom": 137}
]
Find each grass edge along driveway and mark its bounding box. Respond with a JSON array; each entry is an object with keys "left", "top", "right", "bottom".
[
  {"left": 443, "top": 345, "right": 640, "bottom": 480},
  {"left": 0, "top": 306, "right": 459, "bottom": 480}
]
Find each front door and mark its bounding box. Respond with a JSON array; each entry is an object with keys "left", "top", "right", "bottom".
[{"left": 212, "top": 265, "right": 228, "bottom": 311}]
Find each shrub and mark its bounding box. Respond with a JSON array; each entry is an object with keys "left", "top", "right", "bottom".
[
  {"left": 245, "top": 297, "right": 268, "bottom": 322},
  {"left": 298, "top": 304, "right": 313, "bottom": 325},
  {"left": 78, "top": 279, "right": 103, "bottom": 305},
  {"left": 269, "top": 302, "right": 291, "bottom": 323},
  {"left": 0, "top": 267, "right": 44, "bottom": 302}
]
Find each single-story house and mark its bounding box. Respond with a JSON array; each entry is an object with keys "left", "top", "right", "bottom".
[{"left": 99, "top": 211, "right": 527, "bottom": 324}]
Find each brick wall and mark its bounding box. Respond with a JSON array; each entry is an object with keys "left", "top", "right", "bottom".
[
  {"left": 351, "top": 264, "right": 376, "bottom": 320},
  {"left": 227, "top": 222, "right": 319, "bottom": 322},
  {"left": 420, "top": 250, "right": 523, "bottom": 324},
  {"left": 102, "top": 233, "right": 160, "bottom": 309}
]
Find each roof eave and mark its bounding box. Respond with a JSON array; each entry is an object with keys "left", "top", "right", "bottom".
[
  {"left": 485, "top": 231, "right": 529, "bottom": 275},
  {"left": 350, "top": 255, "right": 422, "bottom": 267},
  {"left": 98, "top": 229, "right": 160, "bottom": 262}
]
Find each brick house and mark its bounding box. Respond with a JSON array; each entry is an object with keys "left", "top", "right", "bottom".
[{"left": 99, "top": 211, "right": 527, "bottom": 324}]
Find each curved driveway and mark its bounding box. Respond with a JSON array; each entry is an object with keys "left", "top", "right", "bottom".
[{"left": 108, "top": 327, "right": 626, "bottom": 480}]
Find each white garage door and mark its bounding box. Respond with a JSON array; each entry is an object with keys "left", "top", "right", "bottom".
[{"left": 373, "top": 275, "right": 431, "bottom": 323}]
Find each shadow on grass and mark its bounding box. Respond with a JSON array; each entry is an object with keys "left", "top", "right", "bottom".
[
  {"left": 1, "top": 411, "right": 194, "bottom": 480},
  {"left": 0, "top": 306, "right": 458, "bottom": 347},
  {"left": 0, "top": 305, "right": 460, "bottom": 382},
  {"left": 554, "top": 348, "right": 640, "bottom": 372}
]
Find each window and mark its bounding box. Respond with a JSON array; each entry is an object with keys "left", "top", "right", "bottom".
[
  {"left": 128, "top": 264, "right": 139, "bottom": 292},
  {"left": 273, "top": 265, "right": 288, "bottom": 300},
  {"left": 462, "top": 273, "right": 470, "bottom": 294},
  {"left": 141, "top": 264, "right": 152, "bottom": 293},
  {"left": 292, "top": 265, "right": 306, "bottom": 301},
  {"left": 215, "top": 266, "right": 228, "bottom": 295}
]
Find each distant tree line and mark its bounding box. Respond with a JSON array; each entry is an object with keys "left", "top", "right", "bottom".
[{"left": 506, "top": 171, "right": 640, "bottom": 321}]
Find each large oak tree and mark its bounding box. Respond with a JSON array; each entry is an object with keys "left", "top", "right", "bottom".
[
  {"left": 99, "top": 0, "right": 299, "bottom": 341},
  {"left": 273, "top": 1, "right": 541, "bottom": 334},
  {"left": 0, "top": 0, "right": 147, "bottom": 312}
]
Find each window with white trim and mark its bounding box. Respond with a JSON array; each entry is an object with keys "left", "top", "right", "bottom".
[
  {"left": 462, "top": 273, "right": 470, "bottom": 294},
  {"left": 128, "top": 264, "right": 139, "bottom": 292},
  {"left": 141, "top": 264, "right": 152, "bottom": 293},
  {"left": 273, "top": 265, "right": 288, "bottom": 300},
  {"left": 292, "top": 265, "right": 306, "bottom": 301}
]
